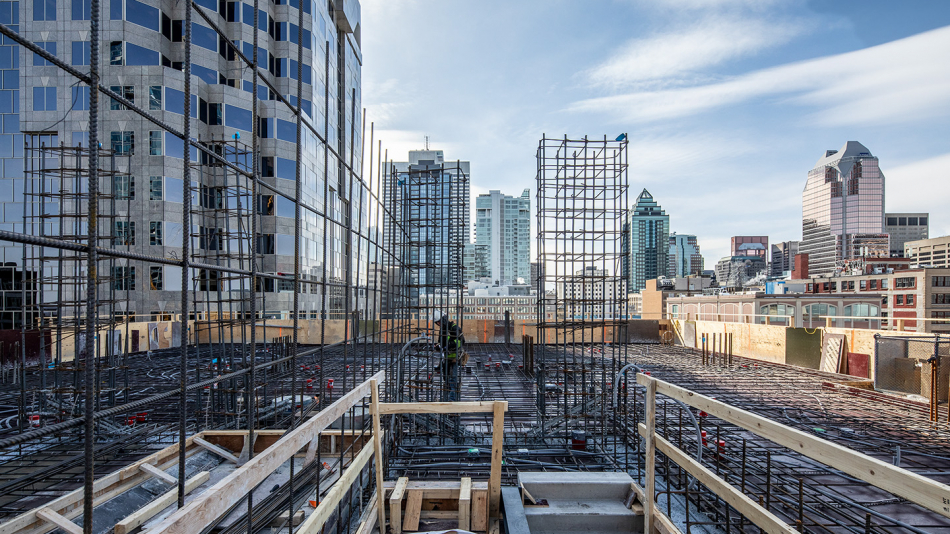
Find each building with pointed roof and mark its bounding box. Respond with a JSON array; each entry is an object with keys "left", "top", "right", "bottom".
[
  {"left": 802, "top": 141, "right": 887, "bottom": 277},
  {"left": 622, "top": 189, "right": 670, "bottom": 292}
]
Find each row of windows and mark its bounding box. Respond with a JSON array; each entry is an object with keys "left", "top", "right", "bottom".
[
  {"left": 887, "top": 216, "right": 928, "bottom": 226},
  {"left": 934, "top": 294, "right": 950, "bottom": 305},
  {"left": 934, "top": 277, "right": 950, "bottom": 287}
]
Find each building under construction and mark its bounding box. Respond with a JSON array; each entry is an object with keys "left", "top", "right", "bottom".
[{"left": 0, "top": 0, "right": 948, "bottom": 529}]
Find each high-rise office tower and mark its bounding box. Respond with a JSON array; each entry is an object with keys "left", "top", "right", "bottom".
[
  {"left": 473, "top": 189, "right": 530, "bottom": 285},
  {"left": 885, "top": 213, "right": 929, "bottom": 257},
  {"left": 622, "top": 189, "right": 669, "bottom": 292},
  {"left": 770, "top": 241, "right": 800, "bottom": 277},
  {"left": 802, "top": 141, "right": 887, "bottom": 277},
  {"left": 5, "top": 0, "right": 364, "bottom": 325},
  {"left": 668, "top": 233, "right": 703, "bottom": 278},
  {"left": 390, "top": 150, "right": 470, "bottom": 299}
]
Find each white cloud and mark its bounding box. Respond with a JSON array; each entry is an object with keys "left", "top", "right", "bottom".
[
  {"left": 586, "top": 17, "right": 802, "bottom": 89},
  {"left": 571, "top": 25, "right": 950, "bottom": 126},
  {"left": 884, "top": 153, "right": 950, "bottom": 237}
]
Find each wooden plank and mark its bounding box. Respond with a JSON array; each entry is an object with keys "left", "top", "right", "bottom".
[
  {"left": 489, "top": 401, "right": 504, "bottom": 519},
  {"left": 389, "top": 477, "right": 409, "bottom": 534},
  {"left": 192, "top": 436, "right": 239, "bottom": 464},
  {"left": 646, "top": 376, "right": 950, "bottom": 520},
  {"left": 377, "top": 400, "right": 507, "bottom": 415},
  {"left": 35, "top": 509, "right": 81, "bottom": 534},
  {"left": 354, "top": 494, "right": 378, "bottom": 534},
  {"left": 472, "top": 489, "right": 488, "bottom": 531},
  {"left": 371, "top": 379, "right": 387, "bottom": 533},
  {"left": 643, "top": 376, "right": 657, "bottom": 534},
  {"left": 140, "top": 462, "right": 178, "bottom": 485},
  {"left": 0, "top": 435, "right": 202, "bottom": 534},
  {"left": 458, "top": 477, "right": 472, "bottom": 531},
  {"left": 149, "top": 371, "right": 383, "bottom": 534},
  {"left": 114, "top": 471, "right": 209, "bottom": 534},
  {"left": 403, "top": 490, "right": 423, "bottom": 531},
  {"left": 643, "top": 427, "right": 797, "bottom": 534},
  {"left": 297, "top": 432, "right": 379, "bottom": 534},
  {"left": 653, "top": 508, "right": 682, "bottom": 534}
]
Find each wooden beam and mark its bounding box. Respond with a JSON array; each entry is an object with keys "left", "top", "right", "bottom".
[
  {"left": 35, "top": 509, "right": 81, "bottom": 534},
  {"left": 297, "top": 432, "right": 380, "bottom": 534},
  {"left": 192, "top": 437, "right": 239, "bottom": 464},
  {"left": 642, "top": 427, "right": 797, "bottom": 534},
  {"left": 376, "top": 400, "right": 508, "bottom": 415},
  {"left": 489, "top": 401, "right": 504, "bottom": 519},
  {"left": 403, "top": 490, "right": 423, "bottom": 531},
  {"left": 354, "top": 494, "right": 378, "bottom": 534},
  {"left": 645, "top": 376, "right": 950, "bottom": 520},
  {"left": 149, "top": 371, "right": 384, "bottom": 534},
  {"left": 0, "top": 435, "right": 202, "bottom": 534},
  {"left": 458, "top": 477, "right": 472, "bottom": 531},
  {"left": 653, "top": 508, "right": 682, "bottom": 534},
  {"left": 472, "top": 490, "right": 488, "bottom": 531},
  {"left": 370, "top": 379, "right": 387, "bottom": 533},
  {"left": 643, "top": 376, "right": 657, "bottom": 534},
  {"left": 140, "top": 462, "right": 178, "bottom": 485},
  {"left": 114, "top": 472, "right": 210, "bottom": 534},
  {"left": 389, "top": 477, "right": 409, "bottom": 534}
]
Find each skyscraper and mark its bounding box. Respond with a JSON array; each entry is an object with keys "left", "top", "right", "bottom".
[
  {"left": 5, "top": 0, "right": 364, "bottom": 324},
  {"left": 668, "top": 233, "right": 704, "bottom": 278},
  {"left": 731, "top": 236, "right": 769, "bottom": 262},
  {"left": 770, "top": 241, "right": 800, "bottom": 277},
  {"left": 622, "top": 189, "right": 669, "bottom": 292},
  {"left": 473, "top": 189, "right": 530, "bottom": 285},
  {"left": 802, "top": 141, "right": 887, "bottom": 277}
]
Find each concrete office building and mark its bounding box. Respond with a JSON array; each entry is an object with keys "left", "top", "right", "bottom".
[
  {"left": 622, "top": 189, "right": 669, "bottom": 292},
  {"left": 885, "top": 213, "right": 929, "bottom": 257},
  {"left": 473, "top": 189, "right": 530, "bottom": 285},
  {"left": 668, "top": 232, "right": 704, "bottom": 278},
  {"left": 4, "top": 0, "right": 364, "bottom": 324},
  {"left": 906, "top": 236, "right": 950, "bottom": 268},
  {"left": 801, "top": 141, "right": 887, "bottom": 277},
  {"left": 771, "top": 241, "right": 800, "bottom": 277}
]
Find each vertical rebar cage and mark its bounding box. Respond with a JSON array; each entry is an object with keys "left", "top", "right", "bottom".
[{"left": 535, "top": 134, "right": 629, "bottom": 438}]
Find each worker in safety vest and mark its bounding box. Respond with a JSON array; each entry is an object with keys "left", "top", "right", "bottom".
[{"left": 435, "top": 311, "right": 464, "bottom": 400}]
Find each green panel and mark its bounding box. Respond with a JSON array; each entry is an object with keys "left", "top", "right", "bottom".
[{"left": 786, "top": 328, "right": 822, "bottom": 369}]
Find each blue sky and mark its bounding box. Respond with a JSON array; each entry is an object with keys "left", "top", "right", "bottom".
[{"left": 360, "top": 0, "right": 950, "bottom": 265}]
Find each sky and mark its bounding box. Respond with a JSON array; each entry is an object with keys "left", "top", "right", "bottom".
[{"left": 359, "top": 0, "right": 950, "bottom": 265}]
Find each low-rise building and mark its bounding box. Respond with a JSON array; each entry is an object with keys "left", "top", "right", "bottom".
[
  {"left": 905, "top": 236, "right": 950, "bottom": 268},
  {"left": 886, "top": 213, "right": 929, "bottom": 257}
]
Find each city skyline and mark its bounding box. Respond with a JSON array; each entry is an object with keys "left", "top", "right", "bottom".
[{"left": 362, "top": 1, "right": 950, "bottom": 263}]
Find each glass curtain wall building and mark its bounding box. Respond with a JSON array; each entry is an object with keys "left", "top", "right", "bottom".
[
  {"left": 474, "top": 188, "right": 530, "bottom": 285},
  {"left": 622, "top": 188, "right": 669, "bottom": 292},
  {"left": 668, "top": 232, "right": 703, "bottom": 278},
  {"left": 802, "top": 141, "right": 886, "bottom": 277},
  {"left": 4, "top": 0, "right": 373, "bottom": 327}
]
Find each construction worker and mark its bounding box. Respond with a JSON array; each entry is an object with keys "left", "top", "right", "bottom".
[{"left": 435, "top": 312, "right": 464, "bottom": 401}]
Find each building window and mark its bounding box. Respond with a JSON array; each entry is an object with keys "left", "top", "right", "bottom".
[
  {"left": 934, "top": 276, "right": 950, "bottom": 288},
  {"left": 881, "top": 279, "right": 888, "bottom": 289},
  {"left": 34, "top": 0, "right": 56, "bottom": 20},
  {"left": 113, "top": 221, "right": 135, "bottom": 245},
  {"left": 934, "top": 294, "right": 950, "bottom": 305},
  {"left": 113, "top": 175, "right": 134, "bottom": 199},
  {"left": 907, "top": 294, "right": 914, "bottom": 306},
  {"left": 34, "top": 41, "right": 56, "bottom": 66},
  {"left": 149, "top": 131, "right": 162, "bottom": 155},
  {"left": 150, "top": 266, "right": 163, "bottom": 290},
  {"left": 148, "top": 86, "right": 162, "bottom": 110},
  {"left": 149, "top": 221, "right": 162, "bottom": 245},
  {"left": 199, "top": 269, "right": 219, "bottom": 291},
  {"left": 149, "top": 176, "right": 163, "bottom": 200},
  {"left": 859, "top": 280, "right": 867, "bottom": 290},
  {"left": 71, "top": 86, "right": 89, "bottom": 111},
  {"left": 257, "top": 233, "right": 275, "bottom": 254},
  {"left": 870, "top": 280, "right": 877, "bottom": 290},
  {"left": 32, "top": 87, "right": 56, "bottom": 111},
  {"left": 896, "top": 295, "right": 904, "bottom": 305},
  {"left": 895, "top": 277, "right": 915, "bottom": 289},
  {"left": 72, "top": 41, "right": 91, "bottom": 65},
  {"left": 112, "top": 266, "right": 135, "bottom": 290},
  {"left": 109, "top": 85, "right": 133, "bottom": 110},
  {"left": 72, "top": 0, "right": 90, "bottom": 19},
  {"left": 111, "top": 131, "right": 134, "bottom": 155},
  {"left": 110, "top": 41, "right": 123, "bottom": 65}
]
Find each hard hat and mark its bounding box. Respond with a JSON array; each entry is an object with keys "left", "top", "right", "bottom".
[{"left": 433, "top": 310, "right": 442, "bottom": 322}]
